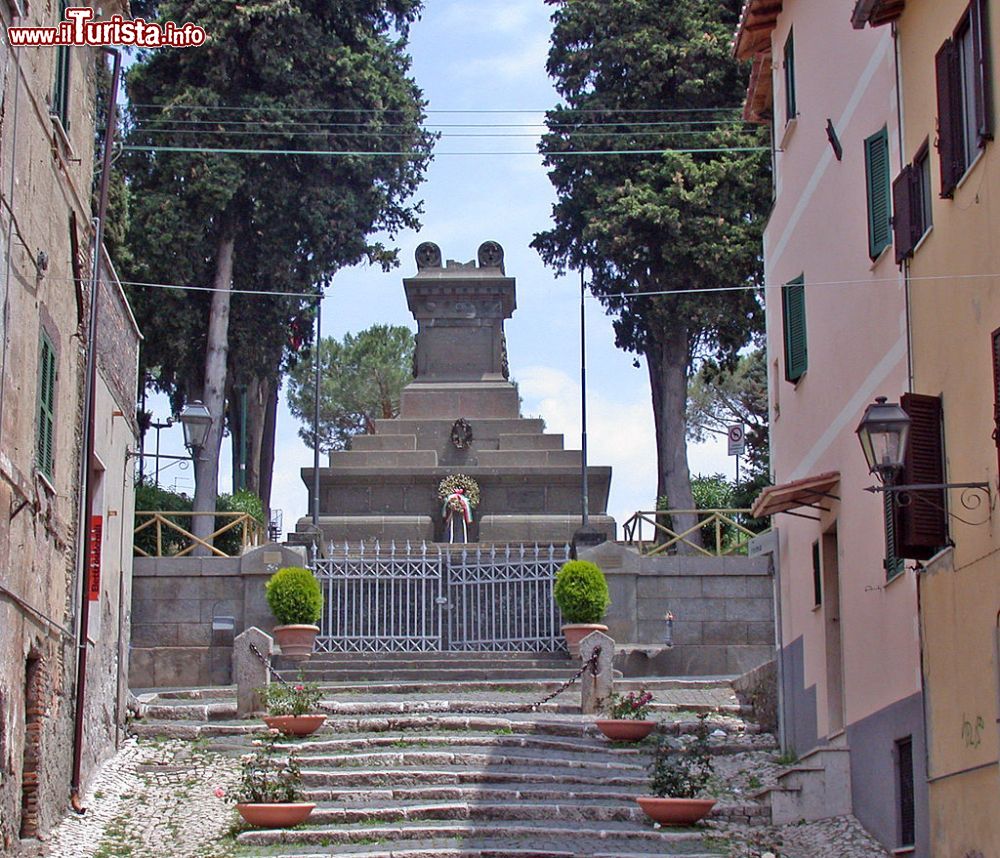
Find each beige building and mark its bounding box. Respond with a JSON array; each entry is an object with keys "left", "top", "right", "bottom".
[
  {"left": 0, "top": 1, "right": 138, "bottom": 850},
  {"left": 854, "top": 0, "right": 1000, "bottom": 854}
]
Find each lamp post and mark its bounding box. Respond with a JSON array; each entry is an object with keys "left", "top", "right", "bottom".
[{"left": 179, "top": 399, "right": 212, "bottom": 457}]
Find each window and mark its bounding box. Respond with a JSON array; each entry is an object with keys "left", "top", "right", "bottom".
[
  {"left": 51, "top": 0, "right": 70, "bottom": 128},
  {"left": 812, "top": 541, "right": 822, "bottom": 607},
  {"left": 935, "top": 0, "right": 993, "bottom": 196},
  {"left": 884, "top": 491, "right": 904, "bottom": 580},
  {"left": 781, "top": 275, "right": 807, "bottom": 383},
  {"left": 898, "top": 393, "right": 948, "bottom": 559},
  {"left": 892, "top": 141, "right": 933, "bottom": 262},
  {"left": 864, "top": 127, "right": 892, "bottom": 260},
  {"left": 36, "top": 332, "right": 56, "bottom": 479},
  {"left": 896, "top": 737, "right": 916, "bottom": 848},
  {"left": 783, "top": 30, "right": 797, "bottom": 123}
]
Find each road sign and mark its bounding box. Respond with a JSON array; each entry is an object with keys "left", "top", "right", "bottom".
[{"left": 727, "top": 424, "right": 746, "bottom": 456}]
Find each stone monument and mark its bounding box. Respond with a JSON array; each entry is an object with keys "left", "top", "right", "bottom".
[{"left": 296, "top": 241, "right": 615, "bottom": 545}]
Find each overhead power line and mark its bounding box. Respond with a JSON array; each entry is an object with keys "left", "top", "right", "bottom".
[
  {"left": 121, "top": 144, "right": 768, "bottom": 157},
  {"left": 127, "top": 103, "right": 746, "bottom": 115}
]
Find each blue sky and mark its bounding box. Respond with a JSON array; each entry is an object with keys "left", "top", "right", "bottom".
[{"left": 145, "top": 0, "right": 735, "bottom": 533}]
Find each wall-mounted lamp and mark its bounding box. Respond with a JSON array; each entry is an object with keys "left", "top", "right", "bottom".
[{"left": 178, "top": 399, "right": 212, "bottom": 456}]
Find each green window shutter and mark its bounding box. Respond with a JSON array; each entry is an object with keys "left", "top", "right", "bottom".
[
  {"left": 782, "top": 276, "right": 807, "bottom": 383},
  {"left": 865, "top": 127, "right": 892, "bottom": 260},
  {"left": 784, "top": 30, "right": 796, "bottom": 121},
  {"left": 884, "top": 490, "right": 904, "bottom": 581},
  {"left": 51, "top": 0, "right": 70, "bottom": 128},
  {"left": 36, "top": 334, "right": 56, "bottom": 478}
]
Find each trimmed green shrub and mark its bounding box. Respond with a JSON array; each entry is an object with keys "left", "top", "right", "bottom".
[
  {"left": 554, "top": 560, "right": 610, "bottom": 624},
  {"left": 265, "top": 566, "right": 323, "bottom": 626}
]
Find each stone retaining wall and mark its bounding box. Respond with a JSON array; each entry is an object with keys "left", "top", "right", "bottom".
[{"left": 579, "top": 541, "right": 776, "bottom": 677}]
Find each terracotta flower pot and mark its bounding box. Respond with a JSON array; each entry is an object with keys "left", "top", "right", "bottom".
[
  {"left": 272, "top": 624, "right": 319, "bottom": 661},
  {"left": 595, "top": 719, "right": 656, "bottom": 741},
  {"left": 235, "top": 802, "right": 315, "bottom": 828},
  {"left": 561, "top": 623, "right": 609, "bottom": 657},
  {"left": 262, "top": 714, "right": 326, "bottom": 737},
  {"left": 635, "top": 796, "right": 717, "bottom": 826}
]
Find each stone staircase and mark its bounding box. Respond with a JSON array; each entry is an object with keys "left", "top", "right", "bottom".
[{"left": 130, "top": 654, "right": 779, "bottom": 857}]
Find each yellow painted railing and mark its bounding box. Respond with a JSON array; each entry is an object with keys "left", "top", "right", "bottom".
[
  {"left": 621, "top": 508, "right": 765, "bottom": 557},
  {"left": 133, "top": 511, "right": 265, "bottom": 558}
]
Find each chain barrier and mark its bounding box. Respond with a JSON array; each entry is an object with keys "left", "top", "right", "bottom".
[{"left": 246, "top": 641, "right": 603, "bottom": 715}]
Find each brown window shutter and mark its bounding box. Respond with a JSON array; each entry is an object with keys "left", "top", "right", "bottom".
[
  {"left": 898, "top": 393, "right": 948, "bottom": 559},
  {"left": 972, "top": 0, "right": 994, "bottom": 144},
  {"left": 936, "top": 39, "right": 961, "bottom": 197},
  {"left": 892, "top": 165, "right": 915, "bottom": 263}
]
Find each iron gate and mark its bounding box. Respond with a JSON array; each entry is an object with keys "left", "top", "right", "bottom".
[{"left": 311, "top": 542, "right": 569, "bottom": 653}]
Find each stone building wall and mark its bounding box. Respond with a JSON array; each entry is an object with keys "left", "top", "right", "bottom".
[{"left": 0, "top": 8, "right": 136, "bottom": 851}]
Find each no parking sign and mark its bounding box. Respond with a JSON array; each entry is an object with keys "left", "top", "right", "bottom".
[{"left": 727, "top": 424, "right": 746, "bottom": 456}]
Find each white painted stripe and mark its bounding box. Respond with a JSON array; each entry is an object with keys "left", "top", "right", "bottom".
[{"left": 770, "top": 32, "right": 893, "bottom": 267}]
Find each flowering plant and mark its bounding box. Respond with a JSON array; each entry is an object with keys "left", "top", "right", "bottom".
[
  {"left": 258, "top": 681, "right": 322, "bottom": 717},
  {"left": 219, "top": 730, "right": 304, "bottom": 804},
  {"left": 608, "top": 690, "right": 654, "bottom": 720},
  {"left": 437, "top": 474, "right": 480, "bottom": 507},
  {"left": 649, "top": 714, "right": 715, "bottom": 798}
]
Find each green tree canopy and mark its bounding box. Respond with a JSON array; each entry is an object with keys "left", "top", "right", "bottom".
[
  {"left": 532, "top": 0, "right": 769, "bottom": 541},
  {"left": 287, "top": 324, "right": 415, "bottom": 452},
  {"left": 121, "top": 0, "right": 433, "bottom": 527}
]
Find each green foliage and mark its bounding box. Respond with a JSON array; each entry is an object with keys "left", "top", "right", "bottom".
[
  {"left": 533, "top": 0, "right": 770, "bottom": 515},
  {"left": 649, "top": 714, "right": 715, "bottom": 798},
  {"left": 133, "top": 482, "right": 265, "bottom": 556},
  {"left": 259, "top": 680, "right": 322, "bottom": 717},
  {"left": 554, "top": 560, "right": 611, "bottom": 624},
  {"left": 224, "top": 731, "right": 303, "bottom": 804},
  {"left": 687, "top": 348, "right": 769, "bottom": 474},
  {"left": 608, "top": 690, "right": 654, "bottom": 720},
  {"left": 287, "top": 325, "right": 415, "bottom": 451},
  {"left": 265, "top": 567, "right": 323, "bottom": 626},
  {"left": 122, "top": 0, "right": 433, "bottom": 472}
]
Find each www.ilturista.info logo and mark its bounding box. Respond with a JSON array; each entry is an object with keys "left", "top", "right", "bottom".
[{"left": 8, "top": 7, "right": 206, "bottom": 48}]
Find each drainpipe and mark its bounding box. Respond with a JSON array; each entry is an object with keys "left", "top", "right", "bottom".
[{"left": 71, "top": 47, "right": 121, "bottom": 811}]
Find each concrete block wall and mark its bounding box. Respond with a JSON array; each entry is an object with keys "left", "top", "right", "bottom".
[
  {"left": 129, "top": 544, "right": 305, "bottom": 688},
  {"left": 580, "top": 541, "right": 776, "bottom": 677}
]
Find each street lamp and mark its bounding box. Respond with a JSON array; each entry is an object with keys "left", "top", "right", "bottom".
[
  {"left": 855, "top": 396, "right": 911, "bottom": 482},
  {"left": 178, "top": 399, "right": 212, "bottom": 456}
]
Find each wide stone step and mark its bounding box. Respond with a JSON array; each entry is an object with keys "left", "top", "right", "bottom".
[
  {"left": 284, "top": 733, "right": 647, "bottom": 757},
  {"left": 234, "top": 841, "right": 723, "bottom": 858},
  {"left": 498, "top": 433, "right": 565, "bottom": 450},
  {"left": 349, "top": 434, "right": 418, "bottom": 451},
  {"left": 235, "top": 819, "right": 716, "bottom": 851},
  {"left": 301, "top": 784, "right": 648, "bottom": 804},
  {"left": 288, "top": 668, "right": 583, "bottom": 682},
  {"left": 299, "top": 766, "right": 647, "bottom": 788},
  {"left": 295, "top": 748, "right": 646, "bottom": 773}
]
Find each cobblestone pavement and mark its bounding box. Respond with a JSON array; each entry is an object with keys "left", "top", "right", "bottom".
[
  {"left": 36, "top": 731, "right": 889, "bottom": 858},
  {"left": 39, "top": 737, "right": 241, "bottom": 858}
]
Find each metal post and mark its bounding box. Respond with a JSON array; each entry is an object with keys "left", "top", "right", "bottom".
[
  {"left": 580, "top": 267, "right": 589, "bottom": 527},
  {"left": 238, "top": 385, "right": 247, "bottom": 491},
  {"left": 312, "top": 290, "right": 322, "bottom": 530}
]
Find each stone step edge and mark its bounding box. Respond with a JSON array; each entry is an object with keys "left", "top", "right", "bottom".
[
  {"left": 240, "top": 850, "right": 725, "bottom": 858},
  {"left": 236, "top": 821, "right": 711, "bottom": 847}
]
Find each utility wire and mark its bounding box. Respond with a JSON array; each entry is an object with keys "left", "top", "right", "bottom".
[
  {"left": 127, "top": 103, "right": 745, "bottom": 115},
  {"left": 121, "top": 144, "right": 768, "bottom": 156},
  {"left": 127, "top": 117, "right": 750, "bottom": 130},
  {"left": 125, "top": 127, "right": 756, "bottom": 139},
  {"left": 89, "top": 271, "right": 997, "bottom": 300}
]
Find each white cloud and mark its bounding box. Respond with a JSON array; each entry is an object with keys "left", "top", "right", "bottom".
[{"left": 459, "top": 33, "right": 551, "bottom": 83}]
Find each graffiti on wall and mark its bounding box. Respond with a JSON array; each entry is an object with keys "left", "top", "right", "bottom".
[{"left": 961, "top": 713, "right": 985, "bottom": 748}]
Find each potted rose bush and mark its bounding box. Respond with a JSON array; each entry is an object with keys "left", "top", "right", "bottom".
[
  {"left": 265, "top": 566, "right": 323, "bottom": 660},
  {"left": 260, "top": 680, "right": 325, "bottom": 737},
  {"left": 636, "top": 714, "right": 717, "bottom": 825},
  {"left": 553, "top": 560, "right": 610, "bottom": 656},
  {"left": 219, "top": 730, "right": 315, "bottom": 828},
  {"left": 596, "top": 689, "right": 657, "bottom": 741}
]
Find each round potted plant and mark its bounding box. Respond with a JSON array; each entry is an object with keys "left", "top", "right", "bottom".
[
  {"left": 218, "top": 730, "right": 315, "bottom": 828},
  {"left": 553, "top": 559, "right": 610, "bottom": 656},
  {"left": 260, "top": 681, "right": 325, "bottom": 737},
  {"left": 265, "top": 566, "right": 323, "bottom": 661},
  {"left": 636, "top": 714, "right": 717, "bottom": 825},
  {"left": 596, "top": 689, "right": 656, "bottom": 741}
]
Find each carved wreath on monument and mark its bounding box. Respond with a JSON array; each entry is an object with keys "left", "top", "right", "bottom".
[{"left": 438, "top": 474, "right": 480, "bottom": 543}]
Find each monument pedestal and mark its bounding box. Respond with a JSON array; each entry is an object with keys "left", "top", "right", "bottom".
[{"left": 296, "top": 242, "right": 615, "bottom": 547}]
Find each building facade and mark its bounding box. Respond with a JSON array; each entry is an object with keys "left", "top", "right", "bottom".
[
  {"left": 854, "top": 0, "right": 1000, "bottom": 854},
  {"left": 737, "top": 1, "right": 929, "bottom": 853},
  {"left": 0, "top": 1, "right": 138, "bottom": 850}
]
